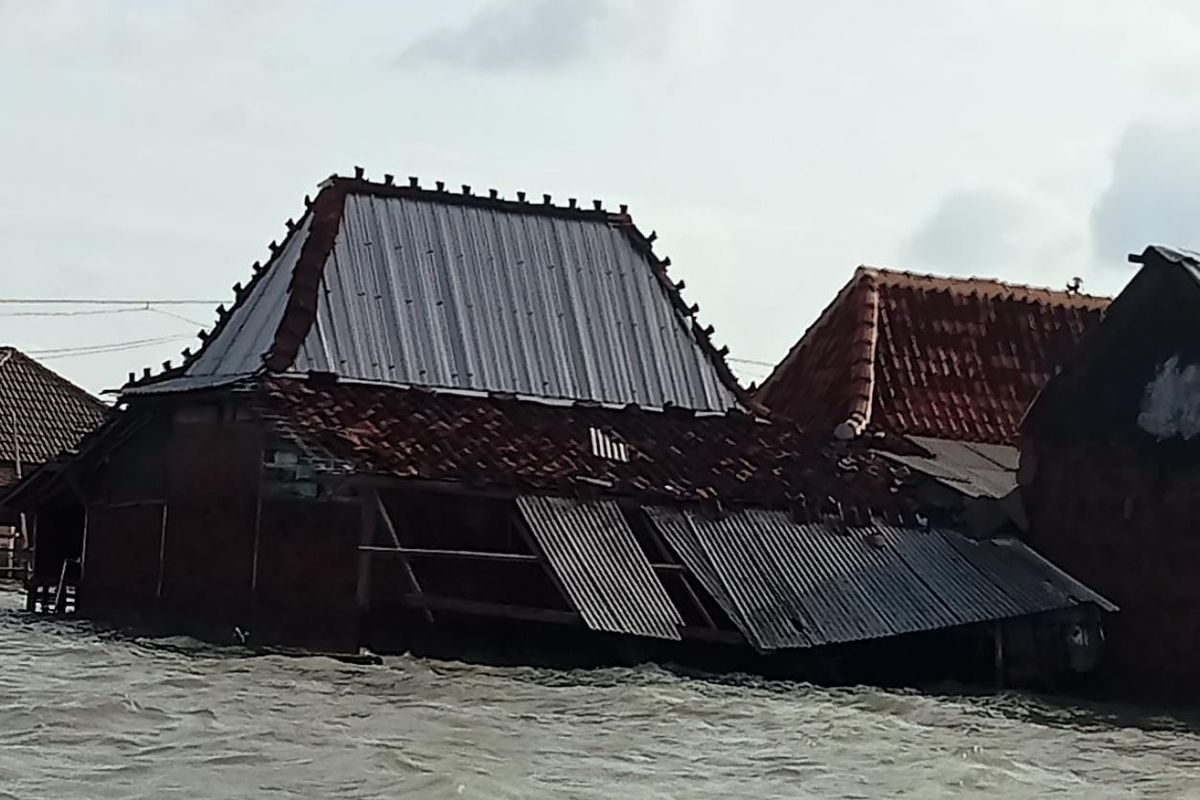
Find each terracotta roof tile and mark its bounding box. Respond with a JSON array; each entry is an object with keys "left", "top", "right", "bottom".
[
  {"left": 255, "top": 376, "right": 911, "bottom": 516},
  {"left": 758, "top": 267, "right": 1108, "bottom": 445},
  {"left": 0, "top": 348, "right": 109, "bottom": 488}
]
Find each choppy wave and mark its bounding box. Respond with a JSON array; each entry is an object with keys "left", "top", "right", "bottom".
[{"left": 1, "top": 589, "right": 1197, "bottom": 799}]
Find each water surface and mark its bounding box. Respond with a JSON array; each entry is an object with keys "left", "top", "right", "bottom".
[{"left": 1, "top": 590, "right": 1197, "bottom": 799}]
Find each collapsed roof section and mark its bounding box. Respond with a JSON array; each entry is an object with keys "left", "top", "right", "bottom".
[
  {"left": 252, "top": 374, "right": 908, "bottom": 515},
  {"left": 126, "top": 172, "right": 746, "bottom": 412}
]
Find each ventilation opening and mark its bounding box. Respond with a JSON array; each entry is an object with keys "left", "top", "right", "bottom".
[{"left": 589, "top": 426, "right": 629, "bottom": 462}]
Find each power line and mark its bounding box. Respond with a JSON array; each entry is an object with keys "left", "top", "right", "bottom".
[
  {"left": 0, "top": 307, "right": 148, "bottom": 318},
  {"left": 27, "top": 334, "right": 197, "bottom": 360},
  {"left": 0, "top": 298, "right": 224, "bottom": 306},
  {"left": 726, "top": 356, "right": 777, "bottom": 368}
]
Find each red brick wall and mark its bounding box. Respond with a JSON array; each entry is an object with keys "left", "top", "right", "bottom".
[
  {"left": 83, "top": 502, "right": 163, "bottom": 604},
  {"left": 255, "top": 497, "right": 358, "bottom": 647},
  {"left": 159, "top": 406, "right": 261, "bottom": 620},
  {"left": 1024, "top": 441, "right": 1200, "bottom": 699}
]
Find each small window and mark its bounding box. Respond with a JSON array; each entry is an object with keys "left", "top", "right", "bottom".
[{"left": 589, "top": 427, "right": 629, "bottom": 462}]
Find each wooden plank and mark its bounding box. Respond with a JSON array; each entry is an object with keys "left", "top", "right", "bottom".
[
  {"left": 403, "top": 593, "right": 582, "bottom": 625},
  {"left": 375, "top": 494, "right": 434, "bottom": 624},
  {"left": 358, "top": 546, "right": 540, "bottom": 563}
]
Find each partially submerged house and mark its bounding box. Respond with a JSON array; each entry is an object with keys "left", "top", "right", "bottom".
[
  {"left": 1021, "top": 245, "right": 1200, "bottom": 700},
  {"left": 757, "top": 268, "right": 1109, "bottom": 535},
  {"left": 0, "top": 348, "right": 108, "bottom": 578},
  {"left": 3, "top": 173, "right": 1111, "bottom": 685}
]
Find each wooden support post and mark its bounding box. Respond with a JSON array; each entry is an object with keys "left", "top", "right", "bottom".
[
  {"left": 356, "top": 487, "right": 378, "bottom": 646},
  {"left": 993, "top": 622, "right": 1005, "bottom": 690},
  {"left": 511, "top": 513, "right": 578, "bottom": 614},
  {"left": 375, "top": 493, "right": 434, "bottom": 624},
  {"left": 643, "top": 515, "right": 719, "bottom": 631}
]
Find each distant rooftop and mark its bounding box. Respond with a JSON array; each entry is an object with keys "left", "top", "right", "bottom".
[
  {"left": 0, "top": 347, "right": 109, "bottom": 486},
  {"left": 758, "top": 266, "right": 1109, "bottom": 445}
]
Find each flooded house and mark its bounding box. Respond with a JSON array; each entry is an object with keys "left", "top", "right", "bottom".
[
  {"left": 0, "top": 347, "right": 108, "bottom": 580},
  {"left": 1021, "top": 245, "right": 1200, "bottom": 701},
  {"left": 2, "top": 173, "right": 1112, "bottom": 687},
  {"left": 756, "top": 267, "right": 1110, "bottom": 537}
]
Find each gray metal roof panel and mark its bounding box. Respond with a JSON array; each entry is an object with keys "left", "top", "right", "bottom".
[
  {"left": 645, "top": 507, "right": 809, "bottom": 650},
  {"left": 644, "top": 508, "right": 1108, "bottom": 652},
  {"left": 517, "top": 496, "right": 682, "bottom": 640},
  {"left": 294, "top": 194, "right": 738, "bottom": 410}
]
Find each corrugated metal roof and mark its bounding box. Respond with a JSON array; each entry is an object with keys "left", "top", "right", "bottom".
[
  {"left": 881, "top": 437, "right": 1019, "bottom": 500},
  {"left": 644, "top": 507, "right": 1108, "bottom": 651},
  {"left": 517, "top": 496, "right": 682, "bottom": 640},
  {"left": 127, "top": 181, "right": 741, "bottom": 411},
  {"left": 646, "top": 506, "right": 810, "bottom": 650},
  {"left": 295, "top": 193, "right": 736, "bottom": 409}
]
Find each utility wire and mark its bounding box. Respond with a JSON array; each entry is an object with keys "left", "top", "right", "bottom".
[
  {"left": 0, "top": 298, "right": 224, "bottom": 306},
  {"left": 27, "top": 334, "right": 197, "bottom": 360},
  {"left": 0, "top": 307, "right": 148, "bottom": 318}
]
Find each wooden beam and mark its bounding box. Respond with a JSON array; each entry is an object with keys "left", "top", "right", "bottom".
[
  {"left": 358, "top": 546, "right": 541, "bottom": 563},
  {"left": 375, "top": 494, "right": 434, "bottom": 623},
  {"left": 681, "top": 625, "right": 744, "bottom": 645},
  {"left": 403, "top": 593, "right": 582, "bottom": 625}
]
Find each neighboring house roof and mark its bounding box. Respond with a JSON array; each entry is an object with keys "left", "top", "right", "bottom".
[
  {"left": 253, "top": 375, "right": 910, "bottom": 515},
  {"left": 757, "top": 266, "right": 1109, "bottom": 445},
  {"left": 1024, "top": 245, "right": 1200, "bottom": 440},
  {"left": 0, "top": 347, "right": 108, "bottom": 481},
  {"left": 126, "top": 172, "right": 745, "bottom": 411}
]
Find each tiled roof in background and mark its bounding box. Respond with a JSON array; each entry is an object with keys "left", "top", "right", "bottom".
[
  {"left": 0, "top": 348, "right": 109, "bottom": 481},
  {"left": 128, "top": 172, "right": 746, "bottom": 412},
  {"left": 758, "top": 267, "right": 1109, "bottom": 444},
  {"left": 254, "top": 375, "right": 910, "bottom": 515}
]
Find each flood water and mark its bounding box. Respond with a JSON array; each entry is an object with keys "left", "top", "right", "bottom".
[{"left": 2, "top": 590, "right": 1198, "bottom": 799}]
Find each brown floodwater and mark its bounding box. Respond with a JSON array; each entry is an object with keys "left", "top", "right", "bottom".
[{"left": 1, "top": 589, "right": 1198, "bottom": 799}]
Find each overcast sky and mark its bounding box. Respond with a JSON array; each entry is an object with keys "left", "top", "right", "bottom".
[{"left": 4, "top": 0, "right": 1200, "bottom": 395}]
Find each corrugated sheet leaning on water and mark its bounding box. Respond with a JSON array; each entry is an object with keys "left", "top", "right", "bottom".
[
  {"left": 517, "top": 496, "right": 683, "bottom": 640},
  {"left": 293, "top": 193, "right": 738, "bottom": 410},
  {"left": 644, "top": 507, "right": 1108, "bottom": 652}
]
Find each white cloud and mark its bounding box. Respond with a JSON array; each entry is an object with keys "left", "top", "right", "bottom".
[
  {"left": 396, "top": 0, "right": 669, "bottom": 72},
  {"left": 1091, "top": 119, "right": 1200, "bottom": 265},
  {"left": 902, "top": 187, "right": 1084, "bottom": 281}
]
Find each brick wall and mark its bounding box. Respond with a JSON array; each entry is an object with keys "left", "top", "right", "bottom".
[{"left": 1024, "top": 440, "right": 1200, "bottom": 700}]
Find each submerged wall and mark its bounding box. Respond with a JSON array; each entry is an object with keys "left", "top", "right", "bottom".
[{"left": 1023, "top": 439, "right": 1200, "bottom": 701}]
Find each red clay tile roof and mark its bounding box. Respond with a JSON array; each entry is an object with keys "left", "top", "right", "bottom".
[
  {"left": 0, "top": 348, "right": 109, "bottom": 488},
  {"left": 757, "top": 267, "right": 1109, "bottom": 445},
  {"left": 254, "top": 376, "right": 911, "bottom": 517}
]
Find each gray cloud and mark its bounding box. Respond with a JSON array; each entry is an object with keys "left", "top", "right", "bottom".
[
  {"left": 904, "top": 188, "right": 1041, "bottom": 270},
  {"left": 397, "top": 0, "right": 658, "bottom": 72},
  {"left": 1091, "top": 120, "right": 1200, "bottom": 265}
]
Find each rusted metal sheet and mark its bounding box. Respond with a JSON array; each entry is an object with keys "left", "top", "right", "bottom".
[
  {"left": 517, "top": 496, "right": 682, "bottom": 640},
  {"left": 294, "top": 194, "right": 737, "bottom": 410},
  {"left": 645, "top": 508, "right": 1109, "bottom": 651}
]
